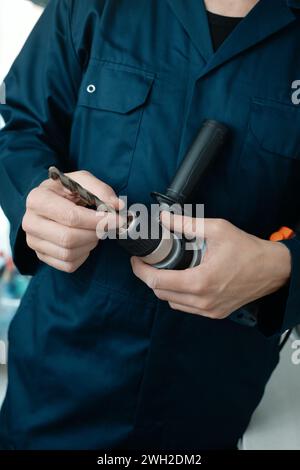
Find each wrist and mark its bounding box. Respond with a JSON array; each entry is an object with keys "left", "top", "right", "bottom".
[{"left": 262, "top": 239, "right": 291, "bottom": 291}]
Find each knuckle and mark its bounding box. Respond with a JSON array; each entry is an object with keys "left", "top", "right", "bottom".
[
  {"left": 194, "top": 269, "right": 211, "bottom": 295},
  {"left": 215, "top": 310, "right": 228, "bottom": 320},
  {"left": 147, "top": 274, "right": 159, "bottom": 290},
  {"left": 204, "top": 307, "right": 227, "bottom": 320},
  {"left": 64, "top": 262, "right": 77, "bottom": 274},
  {"left": 90, "top": 241, "right": 98, "bottom": 251},
  {"left": 26, "top": 188, "right": 39, "bottom": 209},
  {"left": 36, "top": 252, "right": 44, "bottom": 262},
  {"left": 66, "top": 208, "right": 80, "bottom": 227},
  {"left": 25, "top": 233, "right": 34, "bottom": 248},
  {"left": 207, "top": 312, "right": 222, "bottom": 320},
  {"left": 21, "top": 215, "right": 27, "bottom": 232},
  {"left": 198, "top": 297, "right": 215, "bottom": 311},
  {"left": 197, "top": 279, "right": 209, "bottom": 296},
  {"left": 205, "top": 312, "right": 216, "bottom": 319},
  {"left": 154, "top": 289, "right": 165, "bottom": 301},
  {"left": 60, "top": 230, "right": 74, "bottom": 249},
  {"left": 60, "top": 248, "right": 73, "bottom": 262},
  {"left": 212, "top": 218, "right": 227, "bottom": 235},
  {"left": 22, "top": 213, "right": 31, "bottom": 232},
  {"left": 169, "top": 302, "right": 177, "bottom": 311}
]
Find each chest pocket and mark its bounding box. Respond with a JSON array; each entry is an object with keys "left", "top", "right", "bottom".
[
  {"left": 236, "top": 98, "right": 300, "bottom": 231},
  {"left": 76, "top": 61, "right": 155, "bottom": 192},
  {"left": 249, "top": 98, "right": 300, "bottom": 160}
]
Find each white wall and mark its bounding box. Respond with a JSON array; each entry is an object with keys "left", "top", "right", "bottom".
[
  {"left": 0, "top": 0, "right": 43, "bottom": 255},
  {"left": 0, "top": 0, "right": 43, "bottom": 79}
]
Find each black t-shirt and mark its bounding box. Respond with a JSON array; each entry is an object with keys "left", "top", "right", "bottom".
[{"left": 207, "top": 11, "right": 243, "bottom": 51}]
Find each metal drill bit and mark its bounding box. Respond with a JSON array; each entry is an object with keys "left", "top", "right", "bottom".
[{"left": 48, "top": 167, "right": 116, "bottom": 213}]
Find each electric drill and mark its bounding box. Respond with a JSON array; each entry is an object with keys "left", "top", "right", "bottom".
[{"left": 49, "top": 119, "right": 258, "bottom": 327}]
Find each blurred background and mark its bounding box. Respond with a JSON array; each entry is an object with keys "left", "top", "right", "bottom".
[
  {"left": 0, "top": 0, "right": 46, "bottom": 404},
  {"left": 0, "top": 0, "right": 299, "bottom": 450}
]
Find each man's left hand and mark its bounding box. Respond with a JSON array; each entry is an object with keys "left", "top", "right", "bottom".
[{"left": 131, "top": 212, "right": 291, "bottom": 319}]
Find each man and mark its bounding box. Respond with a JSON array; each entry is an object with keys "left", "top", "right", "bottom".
[{"left": 0, "top": 0, "right": 299, "bottom": 450}]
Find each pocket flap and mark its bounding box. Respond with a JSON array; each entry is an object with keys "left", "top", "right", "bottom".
[
  {"left": 250, "top": 99, "right": 300, "bottom": 160},
  {"left": 78, "top": 62, "right": 154, "bottom": 114}
]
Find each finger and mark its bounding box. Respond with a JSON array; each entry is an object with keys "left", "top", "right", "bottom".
[
  {"left": 154, "top": 288, "right": 199, "bottom": 307},
  {"left": 27, "top": 234, "right": 98, "bottom": 262},
  {"left": 36, "top": 251, "right": 89, "bottom": 273},
  {"left": 40, "top": 179, "right": 91, "bottom": 206},
  {"left": 160, "top": 211, "right": 205, "bottom": 239},
  {"left": 40, "top": 178, "right": 68, "bottom": 196},
  {"left": 168, "top": 302, "right": 210, "bottom": 317},
  {"left": 67, "top": 170, "right": 124, "bottom": 210},
  {"left": 96, "top": 211, "right": 127, "bottom": 239},
  {"left": 23, "top": 212, "right": 98, "bottom": 248},
  {"left": 130, "top": 257, "right": 196, "bottom": 294},
  {"left": 27, "top": 187, "right": 101, "bottom": 230}
]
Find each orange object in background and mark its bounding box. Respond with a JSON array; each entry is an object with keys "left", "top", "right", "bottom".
[{"left": 269, "top": 226, "right": 295, "bottom": 242}]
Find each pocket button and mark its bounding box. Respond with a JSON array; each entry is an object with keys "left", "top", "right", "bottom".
[{"left": 87, "top": 84, "right": 96, "bottom": 94}]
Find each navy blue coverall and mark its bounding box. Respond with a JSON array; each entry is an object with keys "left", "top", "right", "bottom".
[{"left": 0, "top": 0, "right": 300, "bottom": 450}]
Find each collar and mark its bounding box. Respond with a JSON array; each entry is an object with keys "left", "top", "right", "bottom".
[{"left": 166, "top": 0, "right": 297, "bottom": 75}]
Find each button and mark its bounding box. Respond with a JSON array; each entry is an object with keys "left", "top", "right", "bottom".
[{"left": 87, "top": 84, "right": 96, "bottom": 93}]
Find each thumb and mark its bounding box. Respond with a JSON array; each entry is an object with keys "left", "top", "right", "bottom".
[
  {"left": 160, "top": 211, "right": 205, "bottom": 240},
  {"left": 66, "top": 170, "right": 124, "bottom": 211}
]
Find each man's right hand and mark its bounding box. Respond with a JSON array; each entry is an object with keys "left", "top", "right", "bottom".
[{"left": 22, "top": 170, "right": 122, "bottom": 273}]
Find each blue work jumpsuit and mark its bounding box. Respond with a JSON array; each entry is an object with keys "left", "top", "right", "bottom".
[{"left": 0, "top": 0, "right": 300, "bottom": 450}]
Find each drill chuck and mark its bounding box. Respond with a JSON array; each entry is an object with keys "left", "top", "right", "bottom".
[{"left": 117, "top": 119, "right": 228, "bottom": 270}]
